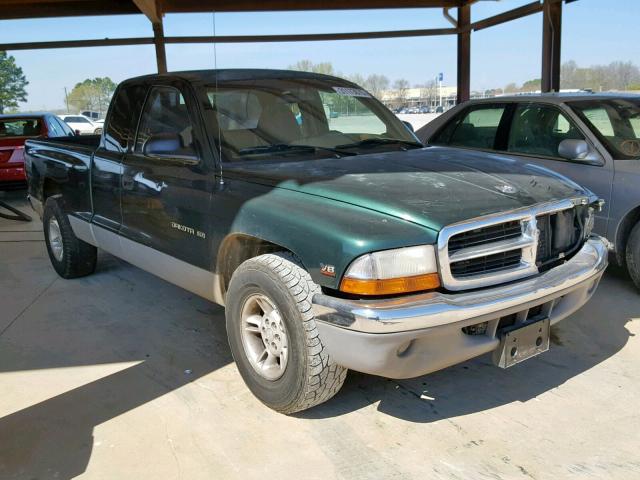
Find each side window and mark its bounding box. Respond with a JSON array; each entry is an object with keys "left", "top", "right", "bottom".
[
  {"left": 630, "top": 117, "right": 640, "bottom": 137},
  {"left": 46, "top": 117, "right": 63, "bottom": 137},
  {"left": 134, "top": 86, "right": 196, "bottom": 157},
  {"left": 56, "top": 117, "right": 74, "bottom": 136},
  {"left": 508, "top": 104, "right": 584, "bottom": 158},
  {"left": 446, "top": 106, "right": 506, "bottom": 149},
  {"left": 581, "top": 106, "right": 615, "bottom": 137},
  {"left": 104, "top": 84, "right": 147, "bottom": 152}
]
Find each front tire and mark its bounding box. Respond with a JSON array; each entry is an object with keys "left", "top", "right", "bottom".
[
  {"left": 225, "top": 253, "right": 347, "bottom": 414},
  {"left": 43, "top": 197, "right": 97, "bottom": 279},
  {"left": 626, "top": 221, "right": 640, "bottom": 292}
]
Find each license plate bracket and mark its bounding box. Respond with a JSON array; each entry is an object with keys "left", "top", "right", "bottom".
[{"left": 492, "top": 317, "right": 550, "bottom": 368}]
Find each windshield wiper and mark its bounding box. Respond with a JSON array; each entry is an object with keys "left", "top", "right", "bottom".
[
  {"left": 336, "top": 138, "right": 423, "bottom": 150},
  {"left": 238, "top": 143, "right": 356, "bottom": 157}
]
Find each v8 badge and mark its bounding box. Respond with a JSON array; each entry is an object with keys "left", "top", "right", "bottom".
[{"left": 320, "top": 263, "right": 336, "bottom": 277}]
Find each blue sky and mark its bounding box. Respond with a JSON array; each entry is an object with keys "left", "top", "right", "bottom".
[{"left": 1, "top": 0, "right": 637, "bottom": 110}]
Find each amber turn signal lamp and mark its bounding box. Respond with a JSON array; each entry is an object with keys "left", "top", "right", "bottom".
[{"left": 340, "top": 272, "right": 440, "bottom": 296}]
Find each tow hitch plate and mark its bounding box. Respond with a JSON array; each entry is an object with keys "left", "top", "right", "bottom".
[{"left": 493, "top": 318, "right": 550, "bottom": 368}]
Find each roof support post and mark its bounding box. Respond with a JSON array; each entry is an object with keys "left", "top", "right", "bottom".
[
  {"left": 153, "top": 20, "right": 167, "bottom": 74},
  {"left": 456, "top": 4, "right": 471, "bottom": 104},
  {"left": 541, "top": 0, "right": 562, "bottom": 92}
]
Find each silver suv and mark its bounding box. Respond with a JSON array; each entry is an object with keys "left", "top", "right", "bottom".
[{"left": 417, "top": 93, "right": 640, "bottom": 291}]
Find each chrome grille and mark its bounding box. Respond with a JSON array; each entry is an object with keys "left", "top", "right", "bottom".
[
  {"left": 437, "top": 198, "right": 589, "bottom": 291},
  {"left": 450, "top": 250, "right": 523, "bottom": 277},
  {"left": 448, "top": 220, "right": 522, "bottom": 253}
]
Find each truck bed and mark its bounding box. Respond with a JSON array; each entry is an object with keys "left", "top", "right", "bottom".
[
  {"left": 30, "top": 134, "right": 101, "bottom": 150},
  {"left": 24, "top": 135, "right": 99, "bottom": 217}
]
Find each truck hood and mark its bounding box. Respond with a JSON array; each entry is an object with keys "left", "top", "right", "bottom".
[{"left": 224, "top": 146, "right": 590, "bottom": 231}]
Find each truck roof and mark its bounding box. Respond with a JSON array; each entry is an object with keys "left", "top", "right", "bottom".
[{"left": 121, "top": 68, "right": 354, "bottom": 86}]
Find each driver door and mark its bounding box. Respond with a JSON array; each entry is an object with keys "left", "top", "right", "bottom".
[{"left": 120, "top": 82, "right": 215, "bottom": 270}]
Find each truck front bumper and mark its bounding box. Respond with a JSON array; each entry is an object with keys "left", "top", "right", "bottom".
[{"left": 312, "top": 236, "right": 609, "bottom": 379}]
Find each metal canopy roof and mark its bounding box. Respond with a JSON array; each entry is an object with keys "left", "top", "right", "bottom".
[
  {"left": 0, "top": 0, "right": 572, "bottom": 102},
  {"left": 0, "top": 1, "right": 468, "bottom": 20}
]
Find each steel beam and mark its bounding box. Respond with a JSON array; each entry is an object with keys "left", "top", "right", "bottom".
[
  {"left": 152, "top": 21, "right": 168, "bottom": 73},
  {"left": 457, "top": 4, "right": 471, "bottom": 104},
  {"left": 541, "top": 0, "right": 563, "bottom": 92},
  {"left": 469, "top": 1, "right": 543, "bottom": 32},
  {"left": 0, "top": 28, "right": 458, "bottom": 52}
]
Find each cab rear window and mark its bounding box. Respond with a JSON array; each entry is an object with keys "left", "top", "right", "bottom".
[{"left": 0, "top": 118, "right": 42, "bottom": 137}]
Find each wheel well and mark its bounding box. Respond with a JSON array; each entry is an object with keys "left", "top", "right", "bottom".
[
  {"left": 216, "top": 234, "right": 295, "bottom": 297},
  {"left": 615, "top": 205, "right": 640, "bottom": 266}
]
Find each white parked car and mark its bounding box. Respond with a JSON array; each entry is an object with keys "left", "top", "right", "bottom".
[{"left": 58, "top": 114, "right": 103, "bottom": 135}]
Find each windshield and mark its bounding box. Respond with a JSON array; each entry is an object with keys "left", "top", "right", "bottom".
[
  {"left": 204, "top": 78, "right": 420, "bottom": 161},
  {"left": 569, "top": 98, "right": 640, "bottom": 159},
  {"left": 0, "top": 118, "right": 42, "bottom": 138}
]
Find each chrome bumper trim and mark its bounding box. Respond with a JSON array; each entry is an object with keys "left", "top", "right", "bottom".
[{"left": 313, "top": 235, "right": 608, "bottom": 334}]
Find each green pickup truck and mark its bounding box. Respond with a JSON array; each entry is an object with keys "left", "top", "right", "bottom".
[{"left": 24, "top": 70, "right": 609, "bottom": 413}]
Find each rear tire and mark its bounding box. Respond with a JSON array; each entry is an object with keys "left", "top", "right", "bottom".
[
  {"left": 43, "top": 197, "right": 97, "bottom": 279},
  {"left": 626, "top": 221, "right": 640, "bottom": 292},
  {"left": 225, "top": 252, "right": 347, "bottom": 414}
]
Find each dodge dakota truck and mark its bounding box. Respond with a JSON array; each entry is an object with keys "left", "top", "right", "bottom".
[{"left": 25, "top": 70, "right": 609, "bottom": 413}]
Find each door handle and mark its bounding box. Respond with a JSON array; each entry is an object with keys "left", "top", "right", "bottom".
[{"left": 132, "top": 172, "right": 167, "bottom": 192}]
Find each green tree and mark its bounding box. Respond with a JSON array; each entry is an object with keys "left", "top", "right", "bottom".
[
  {"left": 0, "top": 51, "right": 28, "bottom": 114},
  {"left": 561, "top": 60, "right": 640, "bottom": 91},
  {"left": 504, "top": 82, "right": 519, "bottom": 93},
  {"left": 521, "top": 78, "right": 541, "bottom": 92},
  {"left": 66, "top": 77, "right": 117, "bottom": 114}
]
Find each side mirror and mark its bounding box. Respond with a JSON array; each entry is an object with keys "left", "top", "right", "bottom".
[
  {"left": 143, "top": 133, "right": 198, "bottom": 162},
  {"left": 558, "top": 139, "right": 601, "bottom": 162},
  {"left": 75, "top": 129, "right": 81, "bottom": 136},
  {"left": 402, "top": 120, "right": 414, "bottom": 132}
]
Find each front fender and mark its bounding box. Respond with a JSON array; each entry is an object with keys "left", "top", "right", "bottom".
[{"left": 222, "top": 181, "right": 438, "bottom": 289}]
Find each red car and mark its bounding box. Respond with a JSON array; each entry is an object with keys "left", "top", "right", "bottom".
[{"left": 0, "top": 113, "right": 75, "bottom": 190}]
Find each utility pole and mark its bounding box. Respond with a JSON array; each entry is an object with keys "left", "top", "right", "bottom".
[{"left": 64, "top": 87, "right": 69, "bottom": 113}]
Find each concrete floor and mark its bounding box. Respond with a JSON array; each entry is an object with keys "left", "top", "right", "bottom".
[{"left": 1, "top": 190, "right": 639, "bottom": 480}]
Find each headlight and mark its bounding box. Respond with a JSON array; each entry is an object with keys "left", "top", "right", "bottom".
[{"left": 340, "top": 245, "right": 440, "bottom": 296}]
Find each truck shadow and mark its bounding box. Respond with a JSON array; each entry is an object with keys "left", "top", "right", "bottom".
[{"left": 298, "top": 266, "right": 635, "bottom": 422}]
